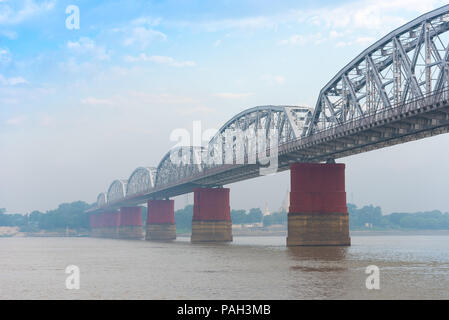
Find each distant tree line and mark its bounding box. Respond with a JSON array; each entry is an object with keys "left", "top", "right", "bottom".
[
  {"left": 2, "top": 202, "right": 449, "bottom": 233},
  {"left": 348, "top": 204, "right": 449, "bottom": 230},
  {"left": 0, "top": 201, "right": 92, "bottom": 232}
]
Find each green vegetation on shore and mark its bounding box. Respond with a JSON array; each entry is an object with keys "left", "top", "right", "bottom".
[
  {"left": 348, "top": 204, "right": 449, "bottom": 230},
  {"left": 0, "top": 202, "right": 92, "bottom": 233},
  {"left": 1, "top": 202, "right": 449, "bottom": 235}
]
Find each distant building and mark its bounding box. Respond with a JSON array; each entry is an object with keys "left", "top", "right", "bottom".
[
  {"left": 279, "top": 189, "right": 289, "bottom": 212},
  {"left": 263, "top": 202, "right": 270, "bottom": 216},
  {"left": 232, "top": 222, "right": 263, "bottom": 229}
]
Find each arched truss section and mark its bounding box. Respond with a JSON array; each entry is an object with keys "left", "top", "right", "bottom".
[
  {"left": 306, "top": 4, "right": 449, "bottom": 136},
  {"left": 205, "top": 106, "right": 312, "bottom": 168},
  {"left": 107, "top": 179, "right": 127, "bottom": 204},
  {"left": 155, "top": 146, "right": 204, "bottom": 187},
  {"left": 126, "top": 167, "right": 156, "bottom": 196},
  {"left": 97, "top": 192, "right": 107, "bottom": 208}
]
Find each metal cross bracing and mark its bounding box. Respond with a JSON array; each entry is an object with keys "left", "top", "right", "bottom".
[
  {"left": 306, "top": 5, "right": 449, "bottom": 136},
  {"left": 88, "top": 5, "right": 449, "bottom": 213}
]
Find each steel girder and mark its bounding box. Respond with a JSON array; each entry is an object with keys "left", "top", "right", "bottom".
[
  {"left": 96, "top": 106, "right": 311, "bottom": 207},
  {"left": 155, "top": 146, "right": 204, "bottom": 188},
  {"left": 96, "top": 192, "right": 107, "bottom": 208},
  {"left": 306, "top": 4, "right": 449, "bottom": 136},
  {"left": 126, "top": 167, "right": 156, "bottom": 197},
  {"left": 205, "top": 106, "right": 312, "bottom": 170},
  {"left": 106, "top": 179, "right": 127, "bottom": 205},
  {"left": 91, "top": 5, "right": 449, "bottom": 212}
]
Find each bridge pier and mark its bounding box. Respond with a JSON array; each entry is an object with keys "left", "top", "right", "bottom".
[
  {"left": 97, "top": 212, "right": 107, "bottom": 237},
  {"left": 118, "top": 207, "right": 144, "bottom": 239},
  {"left": 99, "top": 211, "right": 120, "bottom": 238},
  {"left": 89, "top": 213, "right": 102, "bottom": 238},
  {"left": 145, "top": 200, "right": 176, "bottom": 241},
  {"left": 287, "top": 163, "right": 351, "bottom": 246},
  {"left": 191, "top": 188, "right": 232, "bottom": 243}
]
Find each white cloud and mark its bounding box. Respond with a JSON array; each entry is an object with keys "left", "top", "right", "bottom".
[
  {"left": 0, "top": 0, "right": 56, "bottom": 25},
  {"left": 5, "top": 115, "right": 26, "bottom": 126},
  {"left": 301, "top": 0, "right": 447, "bottom": 35},
  {"left": 0, "top": 30, "right": 17, "bottom": 39},
  {"left": 260, "top": 74, "right": 285, "bottom": 85},
  {"left": 67, "top": 37, "right": 110, "bottom": 61},
  {"left": 81, "top": 91, "right": 197, "bottom": 108},
  {"left": 329, "top": 30, "right": 344, "bottom": 39},
  {"left": 213, "top": 92, "right": 253, "bottom": 99},
  {"left": 336, "top": 41, "right": 352, "bottom": 48},
  {"left": 0, "top": 74, "right": 27, "bottom": 86},
  {"left": 182, "top": 16, "right": 279, "bottom": 32},
  {"left": 278, "top": 34, "right": 306, "bottom": 46},
  {"left": 356, "top": 36, "right": 376, "bottom": 45},
  {"left": 175, "top": 106, "right": 216, "bottom": 116},
  {"left": 279, "top": 0, "right": 447, "bottom": 48},
  {"left": 81, "top": 97, "right": 115, "bottom": 106},
  {"left": 278, "top": 33, "right": 326, "bottom": 46},
  {"left": 0, "top": 47, "right": 11, "bottom": 64},
  {"left": 131, "top": 16, "right": 162, "bottom": 27},
  {"left": 123, "top": 27, "right": 167, "bottom": 48},
  {"left": 7, "top": 77, "right": 27, "bottom": 85},
  {"left": 214, "top": 39, "right": 222, "bottom": 47},
  {"left": 124, "top": 54, "right": 196, "bottom": 67}
]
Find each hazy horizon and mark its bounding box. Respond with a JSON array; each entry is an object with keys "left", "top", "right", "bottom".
[{"left": 2, "top": 0, "right": 449, "bottom": 215}]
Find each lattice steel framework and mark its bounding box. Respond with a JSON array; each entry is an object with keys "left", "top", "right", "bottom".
[
  {"left": 205, "top": 106, "right": 312, "bottom": 168},
  {"left": 155, "top": 146, "right": 204, "bottom": 187},
  {"left": 107, "top": 179, "right": 127, "bottom": 204},
  {"left": 306, "top": 5, "right": 449, "bottom": 136},
  {"left": 89, "top": 5, "right": 449, "bottom": 212},
  {"left": 97, "top": 192, "right": 107, "bottom": 208},
  {"left": 126, "top": 167, "right": 156, "bottom": 196}
]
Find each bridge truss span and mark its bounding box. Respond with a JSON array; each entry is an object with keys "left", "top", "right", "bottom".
[
  {"left": 307, "top": 5, "right": 449, "bottom": 136},
  {"left": 204, "top": 106, "right": 312, "bottom": 169},
  {"left": 126, "top": 167, "right": 156, "bottom": 197},
  {"left": 88, "top": 5, "right": 449, "bottom": 213},
  {"left": 107, "top": 179, "right": 128, "bottom": 205}
]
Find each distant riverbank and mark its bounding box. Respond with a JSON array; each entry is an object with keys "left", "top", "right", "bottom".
[
  {"left": 0, "top": 227, "right": 88, "bottom": 238},
  {"left": 2, "top": 226, "right": 449, "bottom": 238},
  {"left": 178, "top": 229, "right": 449, "bottom": 237},
  {"left": 350, "top": 229, "right": 449, "bottom": 236}
]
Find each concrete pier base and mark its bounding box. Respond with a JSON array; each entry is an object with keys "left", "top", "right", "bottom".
[
  {"left": 119, "top": 207, "right": 144, "bottom": 240},
  {"left": 89, "top": 213, "right": 101, "bottom": 237},
  {"left": 191, "top": 220, "right": 233, "bottom": 242},
  {"left": 118, "top": 226, "right": 144, "bottom": 239},
  {"left": 191, "top": 188, "right": 232, "bottom": 243},
  {"left": 287, "top": 163, "right": 351, "bottom": 247},
  {"left": 89, "top": 212, "right": 120, "bottom": 238},
  {"left": 146, "top": 224, "right": 176, "bottom": 240},
  {"left": 145, "top": 200, "right": 176, "bottom": 241},
  {"left": 287, "top": 212, "right": 350, "bottom": 246},
  {"left": 102, "top": 211, "right": 120, "bottom": 238}
]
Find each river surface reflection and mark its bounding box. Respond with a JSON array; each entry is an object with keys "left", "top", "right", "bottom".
[{"left": 0, "top": 235, "right": 448, "bottom": 299}]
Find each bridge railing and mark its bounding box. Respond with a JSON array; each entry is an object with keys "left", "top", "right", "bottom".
[
  {"left": 94, "top": 88, "right": 449, "bottom": 210},
  {"left": 295, "top": 87, "right": 449, "bottom": 147},
  {"left": 225, "top": 88, "right": 449, "bottom": 166}
]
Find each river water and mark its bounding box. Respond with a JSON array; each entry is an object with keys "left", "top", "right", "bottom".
[{"left": 0, "top": 234, "right": 448, "bottom": 299}]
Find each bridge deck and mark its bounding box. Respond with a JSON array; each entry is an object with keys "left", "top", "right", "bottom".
[{"left": 88, "top": 90, "right": 449, "bottom": 213}]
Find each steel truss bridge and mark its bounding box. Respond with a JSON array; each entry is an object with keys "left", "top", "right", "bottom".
[{"left": 90, "top": 5, "right": 449, "bottom": 213}]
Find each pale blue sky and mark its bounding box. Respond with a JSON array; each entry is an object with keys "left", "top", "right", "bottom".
[{"left": 1, "top": 0, "right": 449, "bottom": 214}]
